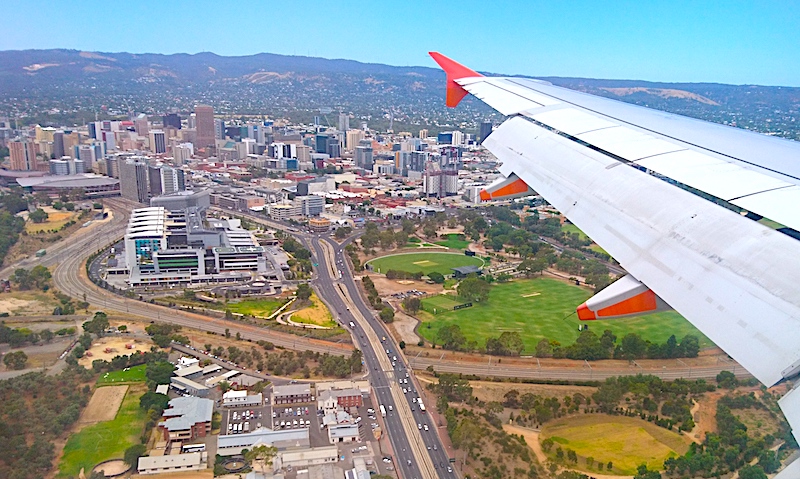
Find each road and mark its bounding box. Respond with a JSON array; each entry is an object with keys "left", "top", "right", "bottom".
[{"left": 306, "top": 235, "right": 455, "bottom": 479}]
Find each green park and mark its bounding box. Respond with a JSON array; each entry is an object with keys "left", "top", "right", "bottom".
[
  {"left": 416, "top": 278, "right": 710, "bottom": 353},
  {"left": 366, "top": 252, "right": 484, "bottom": 276}
]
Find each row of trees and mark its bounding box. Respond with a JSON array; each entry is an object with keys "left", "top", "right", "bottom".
[
  {"left": 0, "top": 322, "right": 74, "bottom": 348},
  {"left": 534, "top": 329, "right": 701, "bottom": 361}
]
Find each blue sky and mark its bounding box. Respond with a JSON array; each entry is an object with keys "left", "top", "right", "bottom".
[{"left": 3, "top": 0, "right": 799, "bottom": 86}]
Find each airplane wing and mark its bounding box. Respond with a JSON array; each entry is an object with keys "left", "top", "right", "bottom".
[{"left": 429, "top": 52, "right": 800, "bottom": 466}]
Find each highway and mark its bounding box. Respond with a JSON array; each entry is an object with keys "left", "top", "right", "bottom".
[{"left": 307, "top": 235, "right": 451, "bottom": 479}]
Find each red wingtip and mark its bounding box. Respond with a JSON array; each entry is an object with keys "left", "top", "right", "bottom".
[
  {"left": 429, "top": 52, "right": 482, "bottom": 108},
  {"left": 577, "top": 303, "right": 597, "bottom": 321}
]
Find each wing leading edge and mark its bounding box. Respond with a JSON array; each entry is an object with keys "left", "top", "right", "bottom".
[{"left": 429, "top": 52, "right": 800, "bottom": 470}]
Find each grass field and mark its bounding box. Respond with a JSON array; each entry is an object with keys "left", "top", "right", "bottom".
[
  {"left": 540, "top": 414, "right": 690, "bottom": 475},
  {"left": 434, "top": 234, "right": 471, "bottom": 250},
  {"left": 417, "top": 278, "right": 710, "bottom": 352},
  {"left": 367, "top": 252, "right": 484, "bottom": 276},
  {"left": 226, "top": 298, "right": 286, "bottom": 317},
  {"left": 96, "top": 364, "right": 147, "bottom": 385},
  {"left": 291, "top": 292, "right": 336, "bottom": 327},
  {"left": 561, "top": 223, "right": 589, "bottom": 241},
  {"left": 58, "top": 385, "right": 147, "bottom": 478},
  {"left": 26, "top": 210, "right": 78, "bottom": 233}
]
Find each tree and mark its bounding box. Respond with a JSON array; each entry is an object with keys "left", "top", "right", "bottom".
[
  {"left": 29, "top": 208, "right": 49, "bottom": 223},
  {"left": 139, "top": 391, "right": 169, "bottom": 415},
  {"left": 428, "top": 271, "right": 445, "bottom": 284},
  {"left": 123, "top": 444, "right": 146, "bottom": 467},
  {"left": 296, "top": 283, "right": 313, "bottom": 302},
  {"left": 244, "top": 444, "right": 278, "bottom": 476},
  {"left": 379, "top": 307, "right": 395, "bottom": 323},
  {"left": 716, "top": 370, "right": 739, "bottom": 389},
  {"left": 402, "top": 296, "right": 421, "bottom": 314},
  {"left": 3, "top": 350, "right": 27, "bottom": 369},
  {"left": 83, "top": 311, "right": 109, "bottom": 336},
  {"left": 634, "top": 465, "right": 662, "bottom": 479},
  {"left": 457, "top": 276, "right": 490, "bottom": 302},
  {"left": 64, "top": 202, "right": 75, "bottom": 211},
  {"left": 739, "top": 465, "right": 767, "bottom": 479},
  {"left": 437, "top": 324, "right": 467, "bottom": 351},
  {"left": 145, "top": 361, "right": 176, "bottom": 386}
]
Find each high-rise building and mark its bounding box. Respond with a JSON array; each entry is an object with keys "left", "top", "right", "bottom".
[
  {"left": 52, "top": 131, "right": 65, "bottom": 159},
  {"left": 134, "top": 114, "right": 149, "bottom": 137},
  {"left": 419, "top": 129, "right": 429, "bottom": 139},
  {"left": 120, "top": 159, "right": 149, "bottom": 203},
  {"left": 194, "top": 105, "right": 215, "bottom": 148},
  {"left": 149, "top": 130, "right": 166, "bottom": 154},
  {"left": 160, "top": 167, "right": 185, "bottom": 195},
  {"left": 162, "top": 113, "right": 181, "bottom": 129},
  {"left": 172, "top": 143, "right": 194, "bottom": 164},
  {"left": 49, "top": 158, "right": 71, "bottom": 176},
  {"left": 338, "top": 113, "right": 350, "bottom": 132},
  {"left": 78, "top": 144, "right": 97, "bottom": 166},
  {"left": 354, "top": 145, "right": 374, "bottom": 170},
  {"left": 479, "top": 121, "right": 493, "bottom": 144},
  {"left": 148, "top": 166, "right": 163, "bottom": 197},
  {"left": 214, "top": 119, "right": 226, "bottom": 140},
  {"left": 346, "top": 129, "right": 365, "bottom": 150},
  {"left": 451, "top": 130, "right": 464, "bottom": 146},
  {"left": 9, "top": 139, "right": 37, "bottom": 170}
]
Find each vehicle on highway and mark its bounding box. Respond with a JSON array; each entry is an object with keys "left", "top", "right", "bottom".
[{"left": 379, "top": 404, "right": 386, "bottom": 417}]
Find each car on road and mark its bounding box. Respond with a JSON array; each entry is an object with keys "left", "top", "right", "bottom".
[{"left": 447, "top": 466, "right": 453, "bottom": 473}]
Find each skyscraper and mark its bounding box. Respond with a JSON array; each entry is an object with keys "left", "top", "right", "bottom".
[
  {"left": 194, "top": 104, "right": 215, "bottom": 148},
  {"left": 355, "top": 145, "right": 374, "bottom": 170},
  {"left": 479, "top": 121, "right": 493, "bottom": 145},
  {"left": 120, "top": 160, "right": 149, "bottom": 203},
  {"left": 149, "top": 130, "right": 166, "bottom": 154},
  {"left": 419, "top": 129, "right": 429, "bottom": 139},
  {"left": 52, "top": 131, "right": 65, "bottom": 159},
  {"left": 338, "top": 113, "right": 350, "bottom": 132},
  {"left": 134, "top": 114, "right": 149, "bottom": 137},
  {"left": 9, "top": 139, "right": 37, "bottom": 170}
]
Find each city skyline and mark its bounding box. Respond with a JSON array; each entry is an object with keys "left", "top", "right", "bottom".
[{"left": 1, "top": 0, "right": 799, "bottom": 87}]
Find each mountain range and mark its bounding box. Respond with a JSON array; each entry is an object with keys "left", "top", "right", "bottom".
[{"left": 0, "top": 49, "right": 798, "bottom": 139}]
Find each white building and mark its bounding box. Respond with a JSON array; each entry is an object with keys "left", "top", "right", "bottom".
[
  {"left": 222, "top": 390, "right": 263, "bottom": 408},
  {"left": 138, "top": 452, "right": 207, "bottom": 475}
]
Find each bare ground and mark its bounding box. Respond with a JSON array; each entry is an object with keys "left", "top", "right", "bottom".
[
  {"left": 80, "top": 385, "right": 127, "bottom": 424},
  {"left": 78, "top": 336, "right": 153, "bottom": 367}
]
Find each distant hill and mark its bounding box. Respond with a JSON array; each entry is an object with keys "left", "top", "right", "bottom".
[{"left": 0, "top": 49, "right": 798, "bottom": 139}]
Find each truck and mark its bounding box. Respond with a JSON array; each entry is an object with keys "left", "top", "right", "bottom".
[{"left": 379, "top": 405, "right": 386, "bottom": 417}]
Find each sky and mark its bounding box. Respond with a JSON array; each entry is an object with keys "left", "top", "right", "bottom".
[{"left": 2, "top": 0, "right": 799, "bottom": 86}]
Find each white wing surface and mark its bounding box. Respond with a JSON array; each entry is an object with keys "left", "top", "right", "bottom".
[{"left": 429, "top": 52, "right": 800, "bottom": 468}]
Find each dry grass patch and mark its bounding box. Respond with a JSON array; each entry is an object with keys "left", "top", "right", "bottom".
[
  {"left": 541, "top": 414, "right": 691, "bottom": 475},
  {"left": 80, "top": 385, "right": 128, "bottom": 424},
  {"left": 291, "top": 292, "right": 336, "bottom": 327}
]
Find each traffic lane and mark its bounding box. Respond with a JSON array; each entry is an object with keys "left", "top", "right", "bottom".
[{"left": 309, "top": 241, "right": 422, "bottom": 478}]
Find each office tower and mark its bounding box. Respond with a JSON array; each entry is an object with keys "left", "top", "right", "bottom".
[
  {"left": 148, "top": 166, "right": 163, "bottom": 197},
  {"left": 78, "top": 144, "right": 97, "bottom": 166},
  {"left": 451, "top": 130, "right": 464, "bottom": 146},
  {"left": 134, "top": 114, "right": 149, "bottom": 137},
  {"left": 315, "top": 134, "right": 329, "bottom": 154},
  {"left": 49, "top": 159, "right": 70, "bottom": 175},
  {"left": 437, "top": 132, "right": 453, "bottom": 144},
  {"left": 419, "top": 129, "right": 429, "bottom": 139},
  {"left": 346, "top": 129, "right": 365, "bottom": 150},
  {"left": 105, "top": 157, "right": 120, "bottom": 178},
  {"left": 160, "top": 167, "right": 185, "bottom": 195},
  {"left": 338, "top": 113, "right": 349, "bottom": 132},
  {"left": 149, "top": 130, "right": 166, "bottom": 154},
  {"left": 214, "top": 119, "right": 226, "bottom": 140},
  {"left": 162, "top": 113, "right": 181, "bottom": 129},
  {"left": 172, "top": 143, "right": 194, "bottom": 164},
  {"left": 9, "top": 139, "right": 37, "bottom": 170},
  {"left": 120, "top": 160, "right": 149, "bottom": 203},
  {"left": 52, "top": 131, "right": 65, "bottom": 159},
  {"left": 73, "top": 159, "right": 87, "bottom": 174},
  {"left": 194, "top": 104, "right": 215, "bottom": 148},
  {"left": 354, "top": 145, "right": 374, "bottom": 170},
  {"left": 187, "top": 113, "right": 196, "bottom": 129},
  {"left": 479, "top": 121, "right": 493, "bottom": 144},
  {"left": 101, "top": 130, "right": 116, "bottom": 151}
]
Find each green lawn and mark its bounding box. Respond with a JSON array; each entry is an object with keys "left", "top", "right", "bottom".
[
  {"left": 434, "top": 234, "right": 471, "bottom": 250},
  {"left": 417, "top": 278, "right": 710, "bottom": 353},
  {"left": 367, "top": 252, "right": 484, "bottom": 276},
  {"left": 226, "top": 298, "right": 286, "bottom": 317},
  {"left": 96, "top": 364, "right": 146, "bottom": 385},
  {"left": 58, "top": 386, "right": 147, "bottom": 478},
  {"left": 562, "top": 223, "right": 589, "bottom": 241}
]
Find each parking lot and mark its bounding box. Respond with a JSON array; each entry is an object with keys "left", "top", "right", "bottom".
[{"left": 221, "top": 403, "right": 272, "bottom": 435}]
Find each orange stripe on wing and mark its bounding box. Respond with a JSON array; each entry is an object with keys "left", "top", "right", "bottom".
[{"left": 596, "top": 289, "right": 658, "bottom": 318}]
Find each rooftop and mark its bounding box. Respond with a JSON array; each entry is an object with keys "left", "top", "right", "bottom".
[{"left": 160, "top": 396, "right": 213, "bottom": 431}]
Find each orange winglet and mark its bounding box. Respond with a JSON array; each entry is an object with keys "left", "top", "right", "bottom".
[
  {"left": 429, "top": 52, "right": 483, "bottom": 108},
  {"left": 577, "top": 303, "right": 597, "bottom": 321}
]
